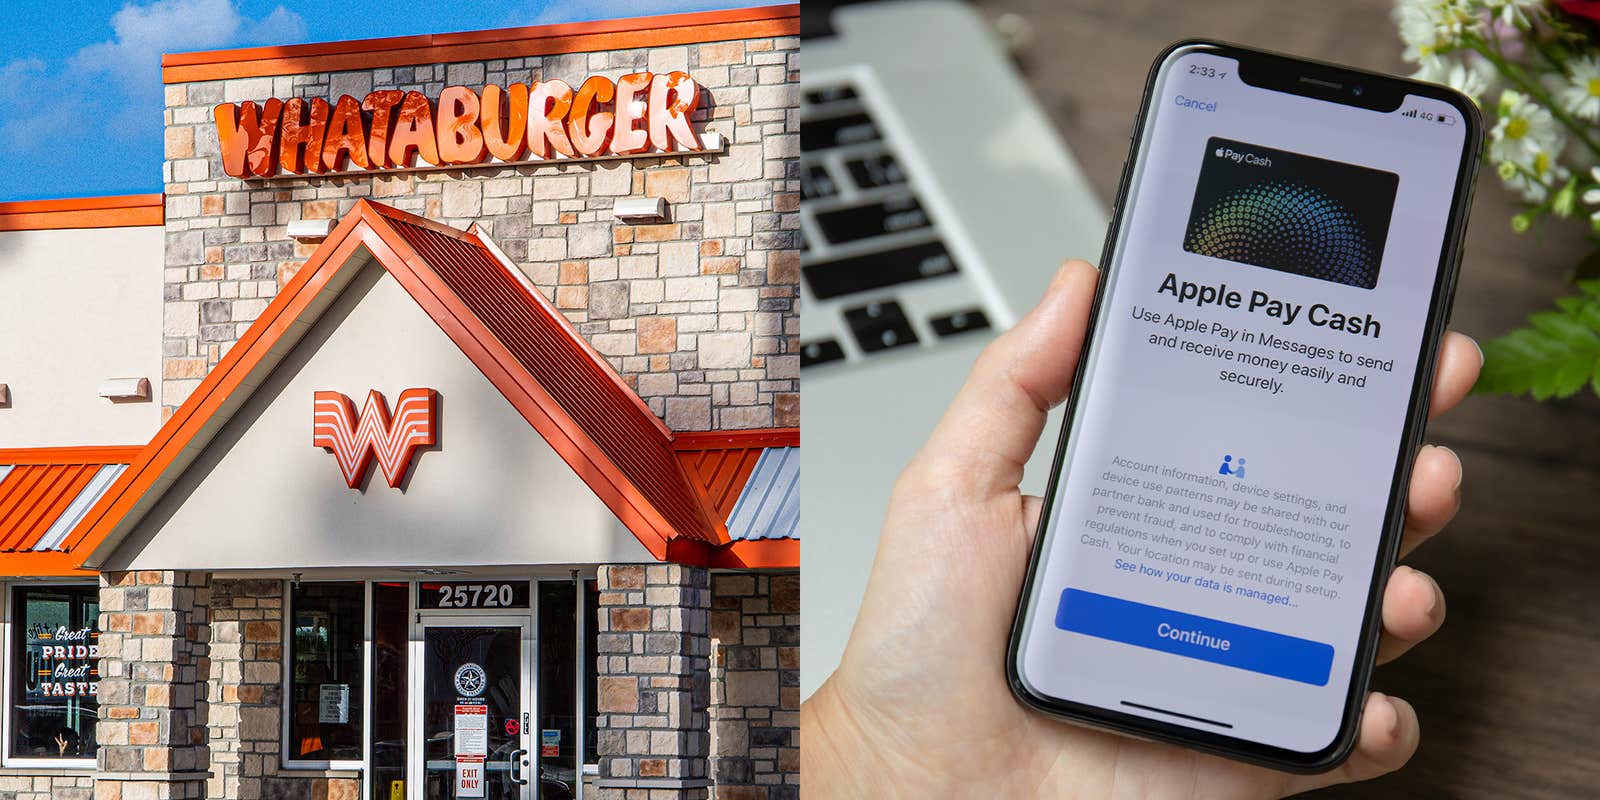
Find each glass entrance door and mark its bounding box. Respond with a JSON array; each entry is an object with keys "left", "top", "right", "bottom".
[{"left": 412, "top": 617, "right": 532, "bottom": 800}]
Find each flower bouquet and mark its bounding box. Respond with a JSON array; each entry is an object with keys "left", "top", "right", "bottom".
[{"left": 1396, "top": 0, "right": 1600, "bottom": 399}]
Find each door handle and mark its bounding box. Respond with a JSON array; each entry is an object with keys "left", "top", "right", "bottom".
[{"left": 509, "top": 748, "right": 529, "bottom": 785}]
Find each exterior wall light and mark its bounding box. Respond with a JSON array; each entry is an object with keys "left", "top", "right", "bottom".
[
  {"left": 613, "top": 197, "right": 669, "bottom": 224},
  {"left": 98, "top": 377, "right": 151, "bottom": 402},
  {"left": 287, "top": 219, "right": 335, "bottom": 241}
]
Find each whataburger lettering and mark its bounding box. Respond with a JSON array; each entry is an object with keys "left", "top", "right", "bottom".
[{"left": 214, "top": 71, "right": 705, "bottom": 179}]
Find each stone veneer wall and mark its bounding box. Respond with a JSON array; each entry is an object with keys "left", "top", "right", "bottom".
[
  {"left": 160, "top": 36, "right": 800, "bottom": 432},
  {"left": 0, "top": 772, "right": 93, "bottom": 800},
  {"left": 207, "top": 579, "right": 357, "bottom": 800},
  {"left": 96, "top": 570, "right": 211, "bottom": 800},
  {"left": 707, "top": 572, "right": 798, "bottom": 800},
  {"left": 594, "top": 564, "right": 712, "bottom": 799}
]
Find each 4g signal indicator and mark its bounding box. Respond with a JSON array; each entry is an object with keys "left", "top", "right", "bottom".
[{"left": 1400, "top": 107, "right": 1458, "bottom": 126}]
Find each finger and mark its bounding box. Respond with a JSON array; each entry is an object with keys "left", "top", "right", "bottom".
[
  {"left": 1286, "top": 693, "right": 1421, "bottom": 793},
  {"left": 1376, "top": 566, "right": 1446, "bottom": 664},
  {"left": 1398, "top": 444, "right": 1463, "bottom": 558},
  {"left": 1428, "top": 331, "right": 1481, "bottom": 420},
  {"left": 914, "top": 260, "right": 1099, "bottom": 494}
]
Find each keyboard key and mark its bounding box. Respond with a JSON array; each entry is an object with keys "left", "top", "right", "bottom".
[
  {"left": 802, "top": 242, "right": 957, "bottom": 300},
  {"left": 930, "top": 309, "right": 991, "bottom": 337},
  {"left": 844, "top": 301, "right": 918, "bottom": 353},
  {"left": 846, "top": 154, "right": 906, "bottom": 189},
  {"left": 804, "top": 86, "right": 858, "bottom": 105},
  {"left": 801, "top": 339, "right": 846, "bottom": 367},
  {"left": 802, "top": 164, "right": 838, "bottom": 200},
  {"left": 814, "top": 195, "right": 930, "bottom": 244},
  {"left": 802, "top": 112, "right": 880, "bottom": 152}
]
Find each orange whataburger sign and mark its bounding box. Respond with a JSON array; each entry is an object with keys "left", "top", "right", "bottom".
[
  {"left": 313, "top": 388, "right": 439, "bottom": 489},
  {"left": 214, "top": 72, "right": 705, "bottom": 179}
]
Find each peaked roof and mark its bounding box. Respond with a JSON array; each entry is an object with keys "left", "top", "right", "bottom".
[
  {"left": 71, "top": 200, "right": 731, "bottom": 567},
  {"left": 0, "top": 447, "right": 140, "bottom": 576}
]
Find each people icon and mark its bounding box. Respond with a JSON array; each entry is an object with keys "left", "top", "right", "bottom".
[
  {"left": 1219, "top": 455, "right": 1247, "bottom": 478},
  {"left": 1233, "top": 457, "right": 1246, "bottom": 479}
]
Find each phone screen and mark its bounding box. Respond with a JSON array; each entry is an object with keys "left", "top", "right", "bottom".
[{"left": 1014, "top": 47, "right": 1470, "bottom": 755}]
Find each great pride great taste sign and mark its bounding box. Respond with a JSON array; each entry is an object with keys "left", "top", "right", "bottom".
[{"left": 213, "top": 72, "right": 706, "bottom": 179}]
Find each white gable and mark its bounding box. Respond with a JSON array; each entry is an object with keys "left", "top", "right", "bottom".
[{"left": 104, "top": 257, "right": 651, "bottom": 571}]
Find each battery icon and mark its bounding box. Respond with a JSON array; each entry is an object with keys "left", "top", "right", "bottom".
[{"left": 1436, "top": 113, "right": 1457, "bottom": 126}]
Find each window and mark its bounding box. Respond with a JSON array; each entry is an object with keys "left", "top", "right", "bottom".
[
  {"left": 368, "top": 582, "right": 408, "bottom": 799},
  {"left": 537, "top": 581, "right": 577, "bottom": 798},
  {"left": 288, "top": 582, "right": 364, "bottom": 764},
  {"left": 9, "top": 585, "right": 99, "bottom": 763},
  {"left": 537, "top": 579, "right": 602, "bottom": 797}
]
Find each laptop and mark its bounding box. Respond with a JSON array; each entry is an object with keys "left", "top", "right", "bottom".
[{"left": 799, "top": 0, "right": 1109, "bottom": 696}]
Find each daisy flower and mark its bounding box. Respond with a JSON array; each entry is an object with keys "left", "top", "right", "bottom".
[
  {"left": 1395, "top": 0, "right": 1479, "bottom": 71},
  {"left": 1501, "top": 147, "right": 1571, "bottom": 203},
  {"left": 1581, "top": 166, "right": 1600, "bottom": 223},
  {"left": 1491, "top": 90, "right": 1563, "bottom": 164},
  {"left": 1490, "top": 0, "right": 1542, "bottom": 28},
  {"left": 1441, "top": 58, "right": 1497, "bottom": 106},
  {"left": 1560, "top": 56, "right": 1600, "bottom": 122}
]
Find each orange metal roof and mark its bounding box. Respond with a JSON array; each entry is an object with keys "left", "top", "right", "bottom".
[
  {"left": 0, "top": 447, "right": 142, "bottom": 576},
  {"left": 161, "top": 5, "right": 800, "bottom": 83},
  {"left": 676, "top": 428, "right": 799, "bottom": 521},
  {"left": 676, "top": 429, "right": 800, "bottom": 568},
  {"left": 71, "top": 200, "right": 731, "bottom": 567}
]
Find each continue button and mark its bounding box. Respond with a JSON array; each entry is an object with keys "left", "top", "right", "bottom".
[{"left": 1055, "top": 589, "right": 1334, "bottom": 686}]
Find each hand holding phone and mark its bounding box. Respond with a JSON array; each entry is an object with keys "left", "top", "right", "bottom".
[
  {"left": 804, "top": 40, "right": 1483, "bottom": 796},
  {"left": 1007, "top": 41, "right": 1481, "bottom": 770}
]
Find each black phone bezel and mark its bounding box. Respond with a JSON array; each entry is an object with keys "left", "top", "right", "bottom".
[{"left": 1004, "top": 38, "right": 1483, "bottom": 773}]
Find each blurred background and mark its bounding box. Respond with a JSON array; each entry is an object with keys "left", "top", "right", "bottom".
[{"left": 800, "top": 0, "right": 1600, "bottom": 796}]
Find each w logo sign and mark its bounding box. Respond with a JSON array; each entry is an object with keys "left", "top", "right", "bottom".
[{"left": 312, "top": 388, "right": 438, "bottom": 489}]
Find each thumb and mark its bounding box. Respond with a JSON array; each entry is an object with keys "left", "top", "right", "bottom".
[{"left": 911, "top": 259, "right": 1099, "bottom": 497}]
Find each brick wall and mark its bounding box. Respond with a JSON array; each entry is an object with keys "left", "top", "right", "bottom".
[
  {"left": 160, "top": 37, "right": 800, "bottom": 432},
  {"left": 708, "top": 572, "right": 798, "bottom": 800},
  {"left": 594, "top": 564, "right": 712, "bottom": 799}
]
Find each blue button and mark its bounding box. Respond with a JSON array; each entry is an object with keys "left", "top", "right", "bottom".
[{"left": 1054, "top": 589, "right": 1334, "bottom": 686}]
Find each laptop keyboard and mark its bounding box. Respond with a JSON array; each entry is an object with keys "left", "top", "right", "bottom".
[{"left": 800, "top": 80, "right": 992, "bottom": 369}]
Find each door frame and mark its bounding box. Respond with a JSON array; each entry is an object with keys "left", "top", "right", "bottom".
[{"left": 408, "top": 611, "right": 536, "bottom": 800}]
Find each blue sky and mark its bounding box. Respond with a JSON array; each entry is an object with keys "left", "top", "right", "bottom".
[{"left": 0, "top": 0, "right": 781, "bottom": 201}]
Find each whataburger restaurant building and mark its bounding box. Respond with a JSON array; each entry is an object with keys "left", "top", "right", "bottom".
[{"left": 0, "top": 7, "right": 798, "bottom": 800}]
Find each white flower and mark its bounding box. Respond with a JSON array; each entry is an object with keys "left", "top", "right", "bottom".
[
  {"left": 1490, "top": 90, "right": 1563, "bottom": 164},
  {"left": 1582, "top": 166, "right": 1600, "bottom": 222},
  {"left": 1439, "top": 58, "right": 1497, "bottom": 105},
  {"left": 1560, "top": 56, "right": 1600, "bottom": 122},
  {"left": 1395, "top": 0, "right": 1480, "bottom": 69},
  {"left": 1491, "top": 0, "right": 1542, "bottom": 28},
  {"left": 1501, "top": 148, "right": 1570, "bottom": 203}
]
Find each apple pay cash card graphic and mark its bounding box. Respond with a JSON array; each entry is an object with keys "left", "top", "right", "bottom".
[{"left": 1182, "top": 137, "right": 1398, "bottom": 289}]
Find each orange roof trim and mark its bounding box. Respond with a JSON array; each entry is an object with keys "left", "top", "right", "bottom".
[
  {"left": 162, "top": 5, "right": 800, "bottom": 83},
  {"left": 0, "top": 194, "right": 163, "bottom": 231},
  {"left": 70, "top": 199, "right": 725, "bottom": 568}
]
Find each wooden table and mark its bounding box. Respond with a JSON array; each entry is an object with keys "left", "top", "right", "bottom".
[{"left": 966, "top": 0, "right": 1600, "bottom": 795}]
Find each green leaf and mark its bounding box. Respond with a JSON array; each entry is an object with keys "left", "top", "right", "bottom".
[{"left": 1476, "top": 287, "right": 1600, "bottom": 400}]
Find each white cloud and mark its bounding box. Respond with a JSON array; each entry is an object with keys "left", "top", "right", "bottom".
[
  {"left": 0, "top": 0, "right": 308, "bottom": 153},
  {"left": 71, "top": 0, "right": 308, "bottom": 91}
]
